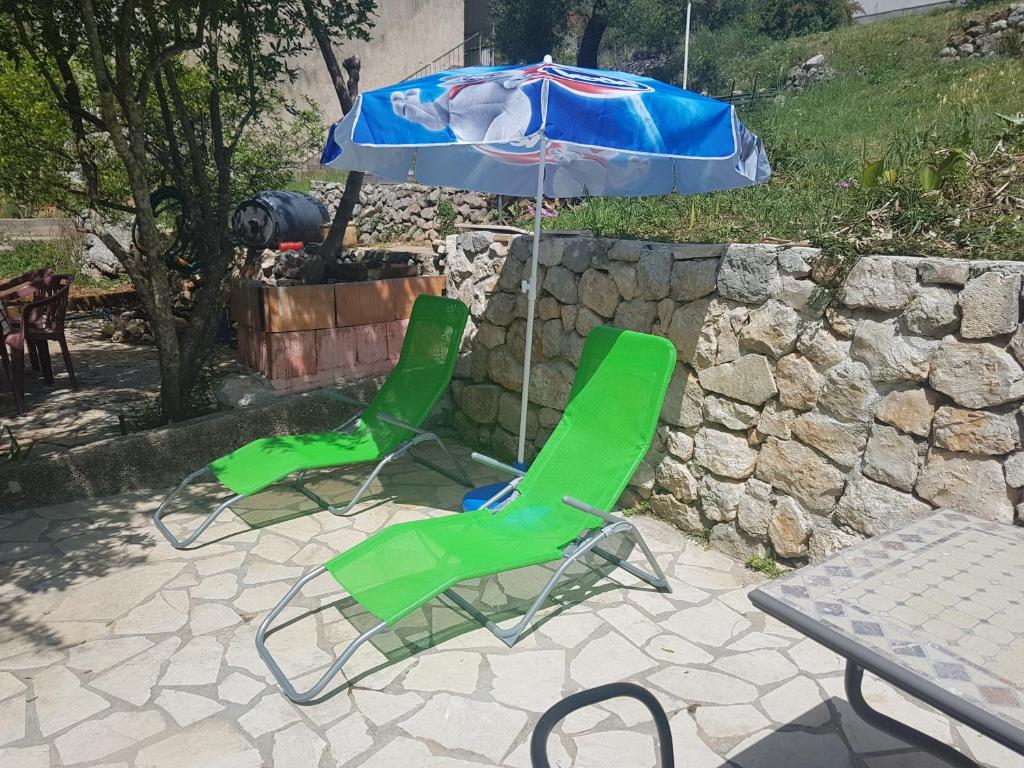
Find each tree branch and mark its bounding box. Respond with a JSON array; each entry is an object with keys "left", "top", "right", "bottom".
[
  {"left": 226, "top": 108, "right": 256, "bottom": 156},
  {"left": 12, "top": 20, "right": 105, "bottom": 129},
  {"left": 304, "top": 0, "right": 355, "bottom": 113},
  {"left": 62, "top": 187, "right": 137, "bottom": 214},
  {"left": 162, "top": 63, "right": 212, "bottom": 221},
  {"left": 152, "top": 74, "right": 192, "bottom": 197},
  {"left": 135, "top": 0, "right": 211, "bottom": 106}
]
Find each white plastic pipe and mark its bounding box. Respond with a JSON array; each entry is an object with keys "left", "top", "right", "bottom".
[
  {"left": 516, "top": 55, "right": 552, "bottom": 465},
  {"left": 683, "top": 2, "right": 692, "bottom": 90},
  {"left": 518, "top": 135, "right": 547, "bottom": 465}
]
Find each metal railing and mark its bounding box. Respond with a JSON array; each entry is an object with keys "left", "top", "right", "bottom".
[
  {"left": 401, "top": 31, "right": 493, "bottom": 82},
  {"left": 712, "top": 73, "right": 784, "bottom": 110}
]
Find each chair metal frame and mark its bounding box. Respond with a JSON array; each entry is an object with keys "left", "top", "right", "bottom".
[
  {"left": 531, "top": 682, "right": 674, "bottom": 768},
  {"left": 152, "top": 397, "right": 470, "bottom": 550},
  {"left": 255, "top": 452, "right": 670, "bottom": 703}
]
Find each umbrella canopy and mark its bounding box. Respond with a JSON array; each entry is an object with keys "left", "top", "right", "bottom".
[
  {"left": 321, "top": 57, "right": 771, "bottom": 463},
  {"left": 322, "top": 58, "right": 769, "bottom": 197}
]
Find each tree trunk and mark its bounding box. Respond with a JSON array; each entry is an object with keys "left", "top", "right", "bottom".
[
  {"left": 576, "top": 1, "right": 608, "bottom": 69},
  {"left": 305, "top": 4, "right": 365, "bottom": 260},
  {"left": 320, "top": 171, "right": 365, "bottom": 258}
]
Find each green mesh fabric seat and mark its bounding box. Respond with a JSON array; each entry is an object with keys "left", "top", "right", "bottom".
[
  {"left": 257, "top": 327, "right": 677, "bottom": 702},
  {"left": 210, "top": 294, "right": 467, "bottom": 496},
  {"left": 153, "top": 295, "right": 470, "bottom": 549},
  {"left": 208, "top": 429, "right": 392, "bottom": 498}
]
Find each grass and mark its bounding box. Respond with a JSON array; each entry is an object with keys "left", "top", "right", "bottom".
[
  {"left": 623, "top": 499, "right": 653, "bottom": 517},
  {"left": 1, "top": 239, "right": 129, "bottom": 290},
  {"left": 549, "top": 3, "right": 1024, "bottom": 260},
  {"left": 688, "top": 528, "right": 713, "bottom": 550},
  {"left": 745, "top": 551, "right": 785, "bottom": 578}
]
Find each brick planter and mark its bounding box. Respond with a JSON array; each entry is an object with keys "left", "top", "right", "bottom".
[{"left": 230, "top": 275, "right": 444, "bottom": 393}]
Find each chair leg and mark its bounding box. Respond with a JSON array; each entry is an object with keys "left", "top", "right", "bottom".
[
  {"left": 590, "top": 526, "right": 671, "bottom": 591},
  {"left": 9, "top": 345, "right": 25, "bottom": 413},
  {"left": 152, "top": 467, "right": 243, "bottom": 549},
  {"left": 444, "top": 521, "right": 670, "bottom": 648},
  {"left": 408, "top": 433, "right": 473, "bottom": 487},
  {"left": 443, "top": 525, "right": 621, "bottom": 648},
  {"left": 294, "top": 451, "right": 399, "bottom": 517},
  {"left": 27, "top": 340, "right": 39, "bottom": 371},
  {"left": 293, "top": 432, "right": 470, "bottom": 517},
  {"left": 256, "top": 565, "right": 388, "bottom": 703},
  {"left": 0, "top": 344, "right": 9, "bottom": 391},
  {"left": 58, "top": 336, "right": 78, "bottom": 390},
  {"left": 35, "top": 341, "right": 54, "bottom": 384}
]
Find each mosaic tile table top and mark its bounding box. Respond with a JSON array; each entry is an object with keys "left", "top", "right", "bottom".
[{"left": 754, "top": 510, "right": 1024, "bottom": 750}]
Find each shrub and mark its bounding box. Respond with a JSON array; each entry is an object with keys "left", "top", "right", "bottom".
[{"left": 761, "top": 0, "right": 861, "bottom": 39}]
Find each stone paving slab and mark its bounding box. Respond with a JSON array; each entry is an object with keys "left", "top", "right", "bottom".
[{"left": 0, "top": 443, "right": 1022, "bottom": 767}]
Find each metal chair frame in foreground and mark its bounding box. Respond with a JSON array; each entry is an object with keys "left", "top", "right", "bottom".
[
  {"left": 255, "top": 453, "right": 671, "bottom": 703},
  {"left": 152, "top": 400, "right": 470, "bottom": 550},
  {"left": 530, "top": 682, "right": 674, "bottom": 767}
]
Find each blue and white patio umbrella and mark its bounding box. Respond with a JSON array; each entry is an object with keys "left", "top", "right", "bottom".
[{"left": 322, "top": 55, "right": 771, "bottom": 463}]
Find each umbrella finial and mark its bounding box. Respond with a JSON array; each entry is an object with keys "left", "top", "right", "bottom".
[{"left": 543, "top": 54, "right": 552, "bottom": 64}]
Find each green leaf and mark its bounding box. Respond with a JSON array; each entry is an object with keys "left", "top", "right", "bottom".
[
  {"left": 861, "top": 159, "right": 883, "bottom": 189},
  {"left": 937, "top": 152, "right": 961, "bottom": 176},
  {"left": 919, "top": 164, "right": 940, "bottom": 193},
  {"left": 995, "top": 112, "right": 1024, "bottom": 128},
  {"left": 882, "top": 168, "right": 899, "bottom": 186}
]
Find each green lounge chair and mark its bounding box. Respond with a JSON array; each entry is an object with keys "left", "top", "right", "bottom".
[
  {"left": 256, "top": 326, "right": 676, "bottom": 702},
  {"left": 153, "top": 295, "right": 471, "bottom": 549}
]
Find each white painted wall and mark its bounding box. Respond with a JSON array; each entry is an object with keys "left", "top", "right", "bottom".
[
  {"left": 855, "top": 0, "right": 958, "bottom": 22},
  {"left": 285, "top": 0, "right": 466, "bottom": 125}
]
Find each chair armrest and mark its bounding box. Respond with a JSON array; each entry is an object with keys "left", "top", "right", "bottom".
[
  {"left": 471, "top": 452, "right": 526, "bottom": 477},
  {"left": 562, "top": 496, "right": 624, "bottom": 526},
  {"left": 376, "top": 411, "right": 427, "bottom": 435}
]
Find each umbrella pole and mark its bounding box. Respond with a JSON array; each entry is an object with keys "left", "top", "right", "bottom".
[{"left": 517, "top": 135, "right": 548, "bottom": 465}]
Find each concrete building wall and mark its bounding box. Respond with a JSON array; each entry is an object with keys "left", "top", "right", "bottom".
[
  {"left": 286, "top": 0, "right": 466, "bottom": 125},
  {"left": 855, "top": 0, "right": 958, "bottom": 22}
]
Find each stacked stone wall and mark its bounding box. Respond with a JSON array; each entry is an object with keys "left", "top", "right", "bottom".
[
  {"left": 939, "top": 3, "right": 1024, "bottom": 60},
  {"left": 446, "top": 231, "right": 1024, "bottom": 561},
  {"left": 309, "top": 180, "right": 494, "bottom": 246}
]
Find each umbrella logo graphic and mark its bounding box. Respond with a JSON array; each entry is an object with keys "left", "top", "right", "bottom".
[
  {"left": 391, "top": 62, "right": 654, "bottom": 145},
  {"left": 440, "top": 62, "right": 654, "bottom": 97}
]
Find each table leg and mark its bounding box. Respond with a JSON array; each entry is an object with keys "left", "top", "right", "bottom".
[{"left": 844, "top": 661, "right": 978, "bottom": 767}]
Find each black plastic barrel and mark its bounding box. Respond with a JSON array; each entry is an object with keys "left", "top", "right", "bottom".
[{"left": 231, "top": 191, "right": 329, "bottom": 249}]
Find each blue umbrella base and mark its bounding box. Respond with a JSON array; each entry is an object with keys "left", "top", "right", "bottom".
[{"left": 461, "top": 461, "right": 528, "bottom": 512}]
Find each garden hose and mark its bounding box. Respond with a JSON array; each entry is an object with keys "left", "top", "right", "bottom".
[{"left": 132, "top": 187, "right": 200, "bottom": 274}]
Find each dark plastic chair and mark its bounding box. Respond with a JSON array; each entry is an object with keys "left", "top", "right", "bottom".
[
  {"left": 0, "top": 268, "right": 52, "bottom": 300},
  {"left": 1, "top": 299, "right": 27, "bottom": 413},
  {"left": 0, "top": 301, "right": 16, "bottom": 410},
  {"left": 1, "top": 274, "right": 77, "bottom": 413},
  {"left": 0, "top": 268, "right": 54, "bottom": 377}
]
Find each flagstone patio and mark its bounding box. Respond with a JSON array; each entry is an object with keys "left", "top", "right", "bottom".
[{"left": 0, "top": 443, "right": 1021, "bottom": 768}]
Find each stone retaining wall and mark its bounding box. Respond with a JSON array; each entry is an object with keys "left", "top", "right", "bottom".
[
  {"left": 310, "top": 180, "right": 494, "bottom": 245},
  {"left": 940, "top": 4, "right": 1023, "bottom": 60},
  {"left": 0, "top": 386, "right": 377, "bottom": 510},
  {"left": 446, "top": 231, "right": 1024, "bottom": 562}
]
